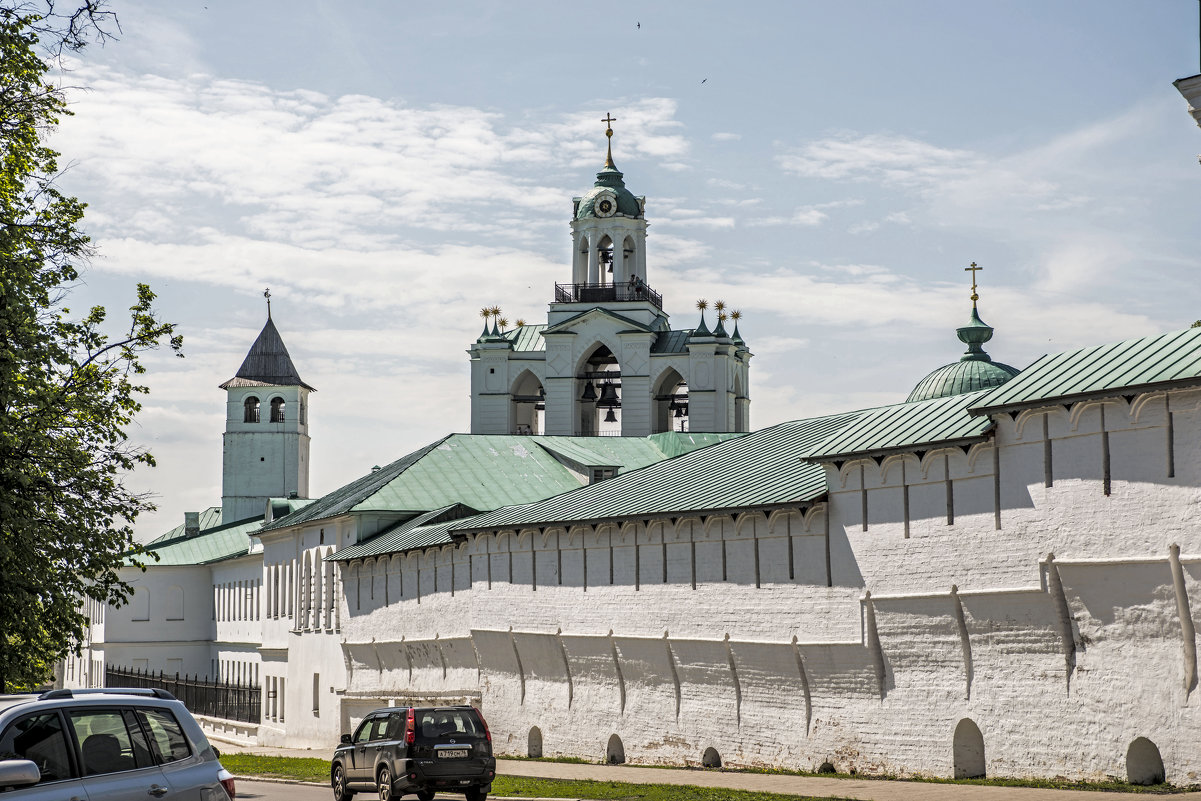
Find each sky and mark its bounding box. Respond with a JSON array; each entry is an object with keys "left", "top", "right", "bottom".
[{"left": 42, "top": 0, "right": 1201, "bottom": 540}]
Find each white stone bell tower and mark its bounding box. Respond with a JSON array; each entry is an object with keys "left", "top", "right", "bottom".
[
  {"left": 468, "top": 115, "right": 752, "bottom": 437},
  {"left": 219, "top": 300, "right": 314, "bottom": 521}
]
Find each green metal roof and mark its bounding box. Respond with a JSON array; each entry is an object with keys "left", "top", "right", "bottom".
[
  {"left": 575, "top": 164, "right": 643, "bottom": 220},
  {"left": 651, "top": 330, "right": 693, "bottom": 354},
  {"left": 328, "top": 504, "right": 481, "bottom": 562},
  {"left": 907, "top": 359, "right": 1021, "bottom": 403},
  {"left": 146, "top": 507, "right": 224, "bottom": 545},
  {"left": 805, "top": 391, "right": 993, "bottom": 463},
  {"left": 536, "top": 439, "right": 620, "bottom": 469},
  {"left": 132, "top": 513, "right": 262, "bottom": 566},
  {"left": 646, "top": 431, "right": 744, "bottom": 458},
  {"left": 261, "top": 432, "right": 728, "bottom": 534},
  {"left": 970, "top": 325, "right": 1201, "bottom": 414},
  {"left": 454, "top": 412, "right": 862, "bottom": 533},
  {"left": 501, "top": 325, "right": 545, "bottom": 352}
]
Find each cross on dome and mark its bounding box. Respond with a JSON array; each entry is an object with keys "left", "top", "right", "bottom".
[{"left": 964, "top": 262, "right": 982, "bottom": 306}]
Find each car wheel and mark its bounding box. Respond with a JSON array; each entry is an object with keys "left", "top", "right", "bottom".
[
  {"left": 416, "top": 791, "right": 436, "bottom": 801},
  {"left": 465, "top": 788, "right": 488, "bottom": 801},
  {"left": 332, "top": 764, "right": 355, "bottom": 801},
  {"left": 377, "top": 766, "right": 393, "bottom": 801}
]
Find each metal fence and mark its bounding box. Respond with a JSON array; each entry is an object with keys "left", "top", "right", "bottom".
[{"left": 105, "top": 665, "right": 261, "bottom": 724}]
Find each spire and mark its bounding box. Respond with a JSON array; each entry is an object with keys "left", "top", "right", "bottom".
[
  {"left": 602, "top": 112, "right": 617, "bottom": 169},
  {"left": 220, "top": 313, "right": 315, "bottom": 391},
  {"left": 731, "top": 310, "right": 745, "bottom": 345},
  {"left": 691, "top": 299, "right": 711, "bottom": 338},
  {"left": 264, "top": 287, "right": 272, "bottom": 319}
]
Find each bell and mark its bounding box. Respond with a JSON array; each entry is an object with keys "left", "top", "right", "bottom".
[
  {"left": 604, "top": 408, "right": 618, "bottom": 423},
  {"left": 597, "top": 382, "right": 620, "bottom": 408},
  {"left": 674, "top": 405, "right": 685, "bottom": 418},
  {"left": 581, "top": 381, "right": 597, "bottom": 402},
  {"left": 538, "top": 386, "right": 546, "bottom": 399}
]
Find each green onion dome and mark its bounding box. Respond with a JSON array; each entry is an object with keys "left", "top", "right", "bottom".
[{"left": 906, "top": 307, "right": 1020, "bottom": 403}]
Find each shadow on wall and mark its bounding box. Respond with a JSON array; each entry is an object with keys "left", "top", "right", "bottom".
[
  {"left": 1127, "top": 738, "right": 1165, "bottom": 786},
  {"left": 953, "top": 718, "right": 985, "bottom": 779},
  {"left": 606, "top": 734, "right": 625, "bottom": 764}
]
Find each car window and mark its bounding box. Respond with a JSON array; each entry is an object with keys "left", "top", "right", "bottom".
[
  {"left": 0, "top": 711, "right": 75, "bottom": 784},
  {"left": 416, "top": 709, "right": 483, "bottom": 741},
  {"left": 352, "top": 717, "right": 374, "bottom": 744},
  {"left": 135, "top": 708, "right": 191, "bottom": 764},
  {"left": 368, "top": 716, "right": 392, "bottom": 742},
  {"left": 68, "top": 708, "right": 150, "bottom": 775},
  {"left": 386, "top": 713, "right": 405, "bottom": 740}
]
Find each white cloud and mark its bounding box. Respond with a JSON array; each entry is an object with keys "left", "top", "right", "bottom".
[{"left": 712, "top": 132, "right": 741, "bottom": 142}]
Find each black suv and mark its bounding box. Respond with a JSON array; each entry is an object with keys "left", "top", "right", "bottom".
[{"left": 331, "top": 705, "right": 495, "bottom": 801}]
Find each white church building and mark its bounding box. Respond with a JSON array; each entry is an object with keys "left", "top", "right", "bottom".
[{"left": 65, "top": 89, "right": 1201, "bottom": 786}]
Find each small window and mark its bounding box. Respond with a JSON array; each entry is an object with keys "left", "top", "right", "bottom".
[
  {"left": 270, "top": 397, "right": 285, "bottom": 423},
  {"left": 136, "top": 709, "right": 191, "bottom": 764},
  {"left": 312, "top": 673, "right": 320, "bottom": 715},
  {"left": 299, "top": 401, "right": 306, "bottom": 424},
  {"left": 0, "top": 712, "right": 76, "bottom": 784},
  {"left": 244, "top": 396, "right": 261, "bottom": 423},
  {"left": 590, "top": 468, "right": 616, "bottom": 484}
]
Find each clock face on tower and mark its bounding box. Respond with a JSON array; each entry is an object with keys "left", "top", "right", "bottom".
[{"left": 594, "top": 191, "right": 617, "bottom": 217}]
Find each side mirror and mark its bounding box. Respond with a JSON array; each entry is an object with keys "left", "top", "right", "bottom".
[
  {"left": 0, "top": 759, "right": 41, "bottom": 788},
  {"left": 340, "top": 733, "right": 352, "bottom": 744}
]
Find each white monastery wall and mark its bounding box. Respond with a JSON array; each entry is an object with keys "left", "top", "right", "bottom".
[{"left": 326, "top": 388, "right": 1201, "bottom": 782}]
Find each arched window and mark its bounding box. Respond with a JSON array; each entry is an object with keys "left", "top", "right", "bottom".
[
  {"left": 1127, "top": 737, "right": 1165, "bottom": 785},
  {"left": 244, "top": 396, "right": 260, "bottom": 423},
  {"left": 953, "top": 718, "right": 986, "bottom": 779},
  {"left": 270, "top": 397, "right": 285, "bottom": 423},
  {"left": 606, "top": 734, "right": 625, "bottom": 764},
  {"left": 527, "top": 727, "right": 543, "bottom": 758}
]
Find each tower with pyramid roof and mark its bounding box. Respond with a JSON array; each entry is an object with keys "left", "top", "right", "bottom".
[
  {"left": 468, "top": 116, "right": 752, "bottom": 437},
  {"left": 219, "top": 309, "right": 315, "bottom": 521}
]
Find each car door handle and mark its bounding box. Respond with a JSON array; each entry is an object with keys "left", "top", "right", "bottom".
[{"left": 148, "top": 785, "right": 169, "bottom": 797}]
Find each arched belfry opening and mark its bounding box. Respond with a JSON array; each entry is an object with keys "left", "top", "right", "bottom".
[
  {"left": 653, "top": 368, "right": 688, "bottom": 433},
  {"left": 578, "top": 345, "right": 621, "bottom": 436},
  {"left": 598, "top": 235, "right": 614, "bottom": 285},
  {"left": 511, "top": 371, "right": 545, "bottom": 435}
]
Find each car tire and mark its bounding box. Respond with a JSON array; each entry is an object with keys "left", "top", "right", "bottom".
[
  {"left": 416, "top": 791, "right": 435, "bottom": 801},
  {"left": 465, "top": 788, "right": 488, "bottom": 801},
  {"left": 377, "top": 766, "right": 394, "bottom": 801},
  {"left": 332, "top": 764, "right": 355, "bottom": 801}
]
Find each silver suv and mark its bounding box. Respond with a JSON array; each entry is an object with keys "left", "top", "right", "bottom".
[{"left": 0, "top": 687, "right": 235, "bottom": 799}]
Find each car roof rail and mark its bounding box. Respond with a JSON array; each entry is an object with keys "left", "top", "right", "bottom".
[{"left": 38, "top": 687, "right": 177, "bottom": 701}]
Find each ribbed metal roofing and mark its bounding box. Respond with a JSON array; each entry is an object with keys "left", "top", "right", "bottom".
[
  {"left": 261, "top": 433, "right": 725, "bottom": 534},
  {"left": 132, "top": 513, "right": 262, "bottom": 566},
  {"left": 219, "top": 317, "right": 315, "bottom": 391},
  {"left": 906, "top": 359, "right": 1021, "bottom": 403},
  {"left": 328, "top": 504, "right": 480, "bottom": 562},
  {"left": 453, "top": 412, "right": 863, "bottom": 533},
  {"left": 535, "top": 439, "right": 619, "bottom": 469},
  {"left": 970, "top": 325, "right": 1201, "bottom": 414},
  {"left": 147, "top": 506, "right": 224, "bottom": 545},
  {"left": 652, "top": 329, "right": 693, "bottom": 354},
  {"left": 502, "top": 325, "right": 545, "bottom": 352},
  {"left": 805, "top": 391, "right": 993, "bottom": 463}
]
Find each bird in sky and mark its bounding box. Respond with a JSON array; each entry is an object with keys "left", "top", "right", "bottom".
[
  {"left": 701, "top": 78, "right": 707, "bottom": 84},
  {"left": 636, "top": 21, "right": 640, "bottom": 29}
]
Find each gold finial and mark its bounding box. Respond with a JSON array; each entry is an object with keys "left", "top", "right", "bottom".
[
  {"left": 498, "top": 317, "right": 509, "bottom": 330},
  {"left": 696, "top": 298, "right": 708, "bottom": 311},
  {"left": 515, "top": 319, "right": 526, "bottom": 328},
  {"left": 731, "top": 310, "right": 742, "bottom": 321},
  {"left": 480, "top": 306, "right": 492, "bottom": 319},
  {"left": 964, "top": 262, "right": 982, "bottom": 307},
  {"left": 602, "top": 112, "right": 617, "bottom": 168}
]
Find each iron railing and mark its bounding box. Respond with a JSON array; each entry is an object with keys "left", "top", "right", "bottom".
[
  {"left": 105, "top": 665, "right": 261, "bottom": 724},
  {"left": 554, "top": 281, "right": 662, "bottom": 310}
]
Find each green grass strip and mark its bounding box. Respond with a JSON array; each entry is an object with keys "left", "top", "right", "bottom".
[
  {"left": 491, "top": 775, "right": 848, "bottom": 800},
  {"left": 220, "top": 753, "right": 329, "bottom": 783}
]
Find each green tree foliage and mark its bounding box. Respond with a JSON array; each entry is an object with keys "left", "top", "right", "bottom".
[{"left": 0, "top": 6, "right": 182, "bottom": 690}]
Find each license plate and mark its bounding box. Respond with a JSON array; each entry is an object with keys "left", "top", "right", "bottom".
[{"left": 437, "top": 749, "right": 468, "bottom": 759}]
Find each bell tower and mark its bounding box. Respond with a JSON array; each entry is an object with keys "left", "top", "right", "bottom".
[
  {"left": 219, "top": 298, "right": 314, "bottom": 521},
  {"left": 468, "top": 116, "right": 752, "bottom": 437}
]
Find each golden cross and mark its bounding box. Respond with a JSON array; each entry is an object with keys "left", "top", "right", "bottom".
[
  {"left": 602, "top": 113, "right": 616, "bottom": 135},
  {"left": 964, "top": 262, "right": 982, "bottom": 305},
  {"left": 602, "top": 113, "right": 618, "bottom": 167}
]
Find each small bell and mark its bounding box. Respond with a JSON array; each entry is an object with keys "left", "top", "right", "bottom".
[
  {"left": 674, "top": 405, "right": 685, "bottom": 419},
  {"left": 604, "top": 408, "right": 618, "bottom": 423},
  {"left": 581, "top": 381, "right": 597, "bottom": 402},
  {"left": 597, "top": 382, "right": 620, "bottom": 408}
]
